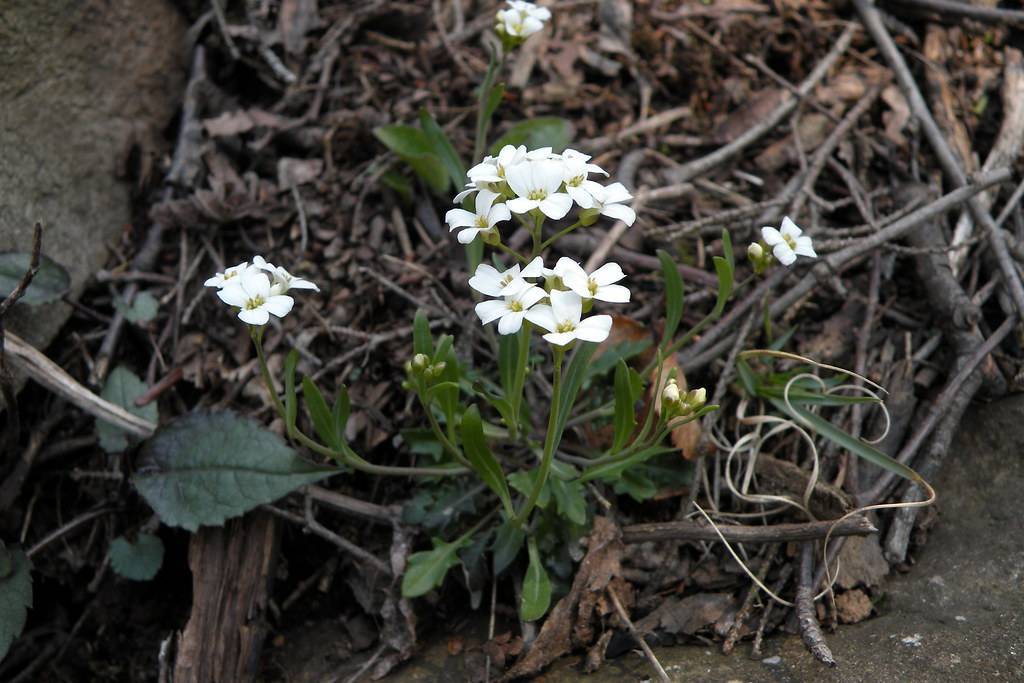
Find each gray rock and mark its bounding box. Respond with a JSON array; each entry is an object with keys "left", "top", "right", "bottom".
[{"left": 0, "top": 0, "right": 186, "bottom": 351}]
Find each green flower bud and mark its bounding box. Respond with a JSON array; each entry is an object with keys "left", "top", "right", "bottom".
[
  {"left": 412, "top": 353, "right": 430, "bottom": 372},
  {"left": 579, "top": 207, "right": 600, "bottom": 226}
]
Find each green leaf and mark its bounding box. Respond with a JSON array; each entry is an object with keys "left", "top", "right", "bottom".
[
  {"left": 772, "top": 399, "right": 924, "bottom": 485},
  {"left": 492, "top": 521, "right": 525, "bottom": 576},
  {"left": 584, "top": 338, "right": 651, "bottom": 381},
  {"left": 0, "top": 548, "right": 31, "bottom": 662},
  {"left": 581, "top": 443, "right": 677, "bottom": 483},
  {"left": 509, "top": 470, "right": 551, "bottom": 509},
  {"left": 109, "top": 534, "right": 164, "bottom": 581},
  {"left": 612, "top": 360, "right": 641, "bottom": 453},
  {"left": 711, "top": 254, "right": 734, "bottom": 318},
  {"left": 519, "top": 537, "right": 551, "bottom": 621},
  {"left": 402, "top": 536, "right": 469, "bottom": 598},
  {"left": 284, "top": 350, "right": 299, "bottom": 436},
  {"left": 96, "top": 366, "right": 159, "bottom": 453},
  {"left": 115, "top": 291, "right": 159, "bottom": 323},
  {"left": 0, "top": 251, "right": 69, "bottom": 305},
  {"left": 490, "top": 117, "right": 574, "bottom": 155},
  {"left": 413, "top": 310, "right": 433, "bottom": 357},
  {"left": 553, "top": 342, "right": 599, "bottom": 447},
  {"left": 381, "top": 170, "right": 414, "bottom": 204},
  {"left": 549, "top": 477, "right": 587, "bottom": 526},
  {"left": 613, "top": 469, "right": 658, "bottom": 502},
  {"left": 482, "top": 83, "right": 505, "bottom": 130},
  {"left": 461, "top": 406, "right": 514, "bottom": 517},
  {"left": 498, "top": 333, "right": 519, "bottom": 398},
  {"left": 332, "top": 386, "right": 351, "bottom": 441},
  {"left": 419, "top": 109, "right": 465, "bottom": 191},
  {"left": 302, "top": 377, "right": 342, "bottom": 451},
  {"left": 133, "top": 411, "right": 333, "bottom": 531},
  {"left": 721, "top": 228, "right": 735, "bottom": 271},
  {"left": 373, "top": 125, "right": 449, "bottom": 195},
  {"left": 657, "top": 249, "right": 685, "bottom": 346}
]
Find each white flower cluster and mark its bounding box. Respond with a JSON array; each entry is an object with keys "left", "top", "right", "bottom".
[
  {"left": 495, "top": 0, "right": 550, "bottom": 40},
  {"left": 444, "top": 145, "right": 635, "bottom": 244},
  {"left": 470, "top": 256, "right": 629, "bottom": 346},
  {"left": 205, "top": 256, "right": 319, "bottom": 326}
]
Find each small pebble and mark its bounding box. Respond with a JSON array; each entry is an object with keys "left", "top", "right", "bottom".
[{"left": 762, "top": 656, "right": 783, "bottom": 666}]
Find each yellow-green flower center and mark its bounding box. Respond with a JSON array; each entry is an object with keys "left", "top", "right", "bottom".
[
  {"left": 587, "top": 278, "right": 599, "bottom": 296},
  {"left": 244, "top": 295, "right": 265, "bottom": 311},
  {"left": 527, "top": 189, "right": 548, "bottom": 201},
  {"left": 556, "top": 320, "right": 576, "bottom": 333},
  {"left": 475, "top": 215, "right": 489, "bottom": 228},
  {"left": 567, "top": 174, "right": 584, "bottom": 188},
  {"left": 509, "top": 301, "right": 524, "bottom": 312},
  {"left": 783, "top": 234, "right": 797, "bottom": 250}
]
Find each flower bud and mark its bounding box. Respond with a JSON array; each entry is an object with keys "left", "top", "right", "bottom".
[
  {"left": 412, "top": 353, "right": 430, "bottom": 372},
  {"left": 662, "top": 378, "right": 681, "bottom": 405},
  {"left": 685, "top": 387, "right": 707, "bottom": 410},
  {"left": 578, "top": 207, "right": 600, "bottom": 226},
  {"left": 747, "top": 242, "right": 763, "bottom": 261},
  {"left": 427, "top": 362, "right": 446, "bottom": 378}
]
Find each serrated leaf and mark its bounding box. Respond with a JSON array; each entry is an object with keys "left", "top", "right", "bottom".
[
  {"left": 109, "top": 534, "right": 164, "bottom": 581},
  {"left": 401, "top": 536, "right": 469, "bottom": 598},
  {"left": 490, "top": 117, "right": 574, "bottom": 154},
  {"left": 519, "top": 537, "right": 551, "bottom": 621},
  {"left": 461, "top": 406, "right": 514, "bottom": 517},
  {"left": 132, "top": 411, "right": 333, "bottom": 531},
  {"left": 374, "top": 125, "right": 450, "bottom": 195},
  {"left": 0, "top": 548, "right": 31, "bottom": 662},
  {"left": 0, "top": 251, "right": 69, "bottom": 305},
  {"left": 115, "top": 291, "right": 159, "bottom": 323},
  {"left": 657, "top": 249, "right": 685, "bottom": 346},
  {"left": 96, "top": 366, "right": 159, "bottom": 453}
]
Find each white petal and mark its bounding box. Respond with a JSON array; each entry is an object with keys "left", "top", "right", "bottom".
[
  {"left": 772, "top": 243, "right": 796, "bottom": 266},
  {"left": 498, "top": 311, "right": 525, "bottom": 335},
  {"left": 487, "top": 202, "right": 511, "bottom": 227},
  {"left": 525, "top": 305, "right": 556, "bottom": 331},
  {"left": 476, "top": 189, "right": 499, "bottom": 216},
  {"left": 601, "top": 203, "right": 636, "bottom": 226},
  {"left": 453, "top": 186, "right": 478, "bottom": 203},
  {"left": 534, "top": 160, "right": 565, "bottom": 193},
  {"left": 203, "top": 276, "right": 222, "bottom": 288},
  {"left": 794, "top": 236, "right": 817, "bottom": 258},
  {"left": 445, "top": 208, "right": 478, "bottom": 230},
  {"left": 506, "top": 197, "right": 537, "bottom": 214},
  {"left": 595, "top": 284, "right": 630, "bottom": 303},
  {"left": 780, "top": 216, "right": 802, "bottom": 239},
  {"left": 590, "top": 262, "right": 625, "bottom": 286},
  {"left": 575, "top": 315, "right": 612, "bottom": 343},
  {"left": 240, "top": 270, "right": 271, "bottom": 298},
  {"left": 217, "top": 283, "right": 248, "bottom": 307},
  {"left": 538, "top": 193, "right": 573, "bottom": 220},
  {"left": 602, "top": 182, "right": 633, "bottom": 203},
  {"left": 504, "top": 162, "right": 533, "bottom": 198},
  {"left": 499, "top": 277, "right": 530, "bottom": 297},
  {"left": 264, "top": 295, "right": 295, "bottom": 318},
  {"left": 288, "top": 278, "right": 319, "bottom": 292},
  {"left": 543, "top": 331, "right": 578, "bottom": 346},
  {"left": 238, "top": 307, "right": 269, "bottom": 326},
  {"left": 457, "top": 227, "right": 485, "bottom": 244},
  {"left": 521, "top": 256, "right": 545, "bottom": 278},
  {"left": 561, "top": 266, "right": 592, "bottom": 299},
  {"left": 761, "top": 226, "right": 783, "bottom": 246},
  {"left": 566, "top": 185, "right": 595, "bottom": 209},
  {"left": 549, "top": 289, "right": 583, "bottom": 324},
  {"left": 252, "top": 256, "right": 272, "bottom": 271},
  {"left": 516, "top": 285, "right": 547, "bottom": 309},
  {"left": 552, "top": 256, "right": 579, "bottom": 278},
  {"left": 475, "top": 299, "right": 508, "bottom": 325},
  {"left": 469, "top": 265, "right": 504, "bottom": 296}
]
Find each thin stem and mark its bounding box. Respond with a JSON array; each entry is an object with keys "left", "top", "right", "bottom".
[
  {"left": 530, "top": 213, "right": 544, "bottom": 258},
  {"left": 493, "top": 240, "right": 528, "bottom": 263},
  {"left": 252, "top": 326, "right": 288, "bottom": 420},
  {"left": 509, "top": 322, "right": 532, "bottom": 440},
  {"left": 514, "top": 347, "right": 563, "bottom": 526},
  {"left": 539, "top": 220, "right": 583, "bottom": 252},
  {"left": 423, "top": 399, "right": 472, "bottom": 468}
]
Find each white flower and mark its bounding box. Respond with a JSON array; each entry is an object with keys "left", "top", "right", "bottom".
[
  {"left": 444, "top": 189, "right": 511, "bottom": 244},
  {"left": 251, "top": 256, "right": 320, "bottom": 295},
  {"left": 560, "top": 148, "right": 608, "bottom": 176},
  {"left": 526, "top": 289, "right": 612, "bottom": 346},
  {"left": 453, "top": 182, "right": 479, "bottom": 204},
  {"left": 561, "top": 158, "right": 607, "bottom": 209},
  {"left": 475, "top": 285, "right": 547, "bottom": 335},
  {"left": 662, "top": 378, "right": 681, "bottom": 404},
  {"left": 468, "top": 257, "right": 544, "bottom": 297},
  {"left": 588, "top": 182, "right": 636, "bottom": 226},
  {"left": 505, "top": 160, "right": 573, "bottom": 219},
  {"left": 557, "top": 258, "right": 631, "bottom": 303},
  {"left": 216, "top": 269, "right": 294, "bottom": 326},
  {"left": 761, "top": 216, "right": 816, "bottom": 267},
  {"left": 496, "top": 0, "right": 551, "bottom": 38},
  {"left": 204, "top": 261, "right": 250, "bottom": 288}
]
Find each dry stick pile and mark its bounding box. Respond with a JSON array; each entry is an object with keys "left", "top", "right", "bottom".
[{"left": 3, "top": 1, "right": 1024, "bottom": 681}]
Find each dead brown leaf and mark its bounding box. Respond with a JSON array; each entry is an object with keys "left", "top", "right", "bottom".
[{"left": 835, "top": 589, "right": 874, "bottom": 624}]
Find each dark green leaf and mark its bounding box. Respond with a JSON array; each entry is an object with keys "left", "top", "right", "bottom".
[
  {"left": 413, "top": 310, "right": 433, "bottom": 357},
  {"left": 419, "top": 109, "right": 465, "bottom": 191},
  {"left": 584, "top": 338, "right": 651, "bottom": 381},
  {"left": 115, "top": 291, "right": 159, "bottom": 323},
  {"left": 509, "top": 470, "right": 551, "bottom": 509},
  {"left": 302, "top": 377, "right": 342, "bottom": 451},
  {"left": 519, "top": 537, "right": 551, "bottom": 621},
  {"left": 612, "top": 360, "right": 639, "bottom": 452},
  {"left": 581, "top": 444, "right": 676, "bottom": 483},
  {"left": 711, "top": 255, "right": 734, "bottom": 318},
  {"left": 381, "top": 170, "right": 414, "bottom": 204},
  {"left": 0, "top": 548, "right": 31, "bottom": 661},
  {"left": 96, "top": 366, "right": 159, "bottom": 453},
  {"left": 0, "top": 251, "right": 69, "bottom": 305},
  {"left": 553, "top": 342, "right": 599, "bottom": 447},
  {"left": 613, "top": 469, "right": 658, "bottom": 502},
  {"left": 657, "top": 249, "right": 685, "bottom": 345},
  {"left": 490, "top": 117, "right": 574, "bottom": 155},
  {"left": 492, "top": 521, "right": 525, "bottom": 576},
  {"left": 721, "top": 229, "right": 735, "bottom": 271},
  {"left": 133, "top": 411, "right": 333, "bottom": 531},
  {"left": 373, "top": 125, "right": 449, "bottom": 195},
  {"left": 402, "top": 536, "right": 469, "bottom": 597},
  {"left": 482, "top": 83, "right": 505, "bottom": 129},
  {"left": 549, "top": 477, "right": 587, "bottom": 526},
  {"left": 332, "top": 386, "right": 351, "bottom": 441},
  {"left": 498, "top": 333, "right": 519, "bottom": 398},
  {"left": 461, "top": 406, "right": 514, "bottom": 517},
  {"left": 109, "top": 534, "right": 164, "bottom": 581}
]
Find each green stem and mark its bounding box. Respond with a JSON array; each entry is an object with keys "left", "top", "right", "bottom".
[
  {"left": 493, "top": 240, "right": 528, "bottom": 263},
  {"left": 422, "top": 399, "right": 472, "bottom": 468},
  {"left": 514, "top": 347, "right": 564, "bottom": 527},
  {"left": 530, "top": 213, "right": 544, "bottom": 259},
  {"left": 252, "top": 330, "right": 466, "bottom": 477},
  {"left": 508, "top": 322, "right": 532, "bottom": 440},
  {"left": 473, "top": 46, "right": 506, "bottom": 162},
  {"left": 539, "top": 221, "right": 582, "bottom": 252}
]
